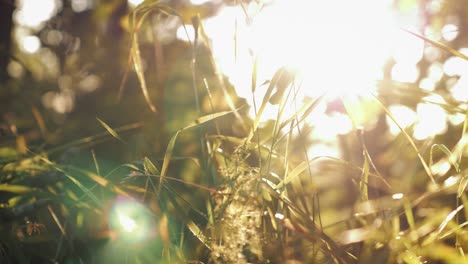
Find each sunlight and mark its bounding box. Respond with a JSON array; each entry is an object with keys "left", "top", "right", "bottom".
[
  {"left": 109, "top": 196, "right": 155, "bottom": 243},
  {"left": 176, "top": 0, "right": 428, "bottom": 127},
  {"left": 21, "top": 35, "right": 41, "bottom": 54},
  {"left": 128, "top": 0, "right": 144, "bottom": 8},
  {"left": 15, "top": 0, "right": 61, "bottom": 29},
  {"left": 413, "top": 95, "right": 448, "bottom": 140},
  {"left": 118, "top": 213, "right": 137, "bottom": 232},
  {"left": 386, "top": 105, "right": 417, "bottom": 136}
]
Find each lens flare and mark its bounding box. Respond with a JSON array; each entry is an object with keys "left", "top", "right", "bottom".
[
  {"left": 118, "top": 213, "right": 137, "bottom": 232},
  {"left": 108, "top": 196, "right": 155, "bottom": 243}
]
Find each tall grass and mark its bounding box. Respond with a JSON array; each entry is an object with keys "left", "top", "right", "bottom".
[{"left": 2, "top": 1, "right": 468, "bottom": 264}]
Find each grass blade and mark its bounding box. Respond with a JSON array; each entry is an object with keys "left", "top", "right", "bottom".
[
  {"left": 186, "top": 220, "right": 212, "bottom": 250},
  {"left": 96, "top": 117, "right": 126, "bottom": 144},
  {"left": 429, "top": 144, "right": 459, "bottom": 173},
  {"left": 144, "top": 157, "right": 160, "bottom": 175},
  {"left": 131, "top": 31, "right": 157, "bottom": 112},
  {"left": 437, "top": 205, "right": 464, "bottom": 237},
  {"left": 0, "top": 184, "right": 35, "bottom": 194},
  {"left": 247, "top": 67, "right": 288, "bottom": 142},
  {"left": 158, "top": 110, "right": 238, "bottom": 194},
  {"left": 458, "top": 175, "right": 468, "bottom": 198},
  {"left": 402, "top": 28, "right": 468, "bottom": 60},
  {"left": 373, "top": 96, "right": 435, "bottom": 184}
]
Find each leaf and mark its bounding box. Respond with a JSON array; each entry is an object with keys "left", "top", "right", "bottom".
[
  {"left": 402, "top": 28, "right": 468, "bottom": 60},
  {"left": 96, "top": 117, "right": 126, "bottom": 144},
  {"left": 0, "top": 184, "right": 35, "bottom": 194}
]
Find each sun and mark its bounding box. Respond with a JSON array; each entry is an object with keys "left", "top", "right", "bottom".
[
  {"left": 198, "top": 0, "right": 411, "bottom": 103},
  {"left": 178, "top": 0, "right": 438, "bottom": 142}
]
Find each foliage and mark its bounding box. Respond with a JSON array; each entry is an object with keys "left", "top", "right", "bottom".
[{"left": 2, "top": 0, "right": 468, "bottom": 263}]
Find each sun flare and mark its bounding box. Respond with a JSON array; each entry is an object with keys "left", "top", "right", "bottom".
[
  {"left": 175, "top": 0, "right": 457, "bottom": 142},
  {"left": 185, "top": 1, "right": 424, "bottom": 121}
]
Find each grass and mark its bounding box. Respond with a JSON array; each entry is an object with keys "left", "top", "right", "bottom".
[{"left": 2, "top": 1, "right": 468, "bottom": 263}]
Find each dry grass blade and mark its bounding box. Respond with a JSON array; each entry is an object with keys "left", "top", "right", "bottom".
[
  {"left": 158, "top": 110, "right": 238, "bottom": 195},
  {"left": 96, "top": 117, "right": 126, "bottom": 144},
  {"left": 402, "top": 28, "right": 468, "bottom": 60}
]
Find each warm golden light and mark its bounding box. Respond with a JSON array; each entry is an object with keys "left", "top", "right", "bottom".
[
  {"left": 176, "top": 0, "right": 457, "bottom": 142},
  {"left": 188, "top": 1, "right": 424, "bottom": 110}
]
